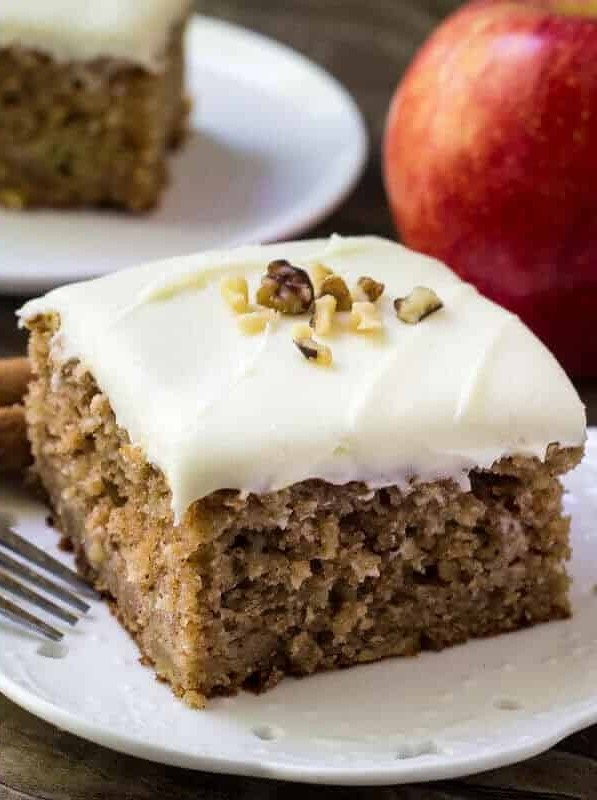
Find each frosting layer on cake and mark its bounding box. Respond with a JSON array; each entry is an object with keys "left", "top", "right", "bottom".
[
  {"left": 0, "top": 1, "right": 191, "bottom": 69},
  {"left": 19, "top": 236, "right": 586, "bottom": 519}
]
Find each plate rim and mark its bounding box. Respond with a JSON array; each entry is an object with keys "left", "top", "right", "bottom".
[
  {"left": 0, "top": 13, "right": 368, "bottom": 296},
  {"left": 2, "top": 642, "right": 597, "bottom": 787}
]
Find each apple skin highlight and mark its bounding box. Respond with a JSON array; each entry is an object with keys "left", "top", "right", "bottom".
[{"left": 384, "top": 0, "right": 597, "bottom": 375}]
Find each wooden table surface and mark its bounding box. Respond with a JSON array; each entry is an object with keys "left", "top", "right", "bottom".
[{"left": 1, "top": 1, "right": 597, "bottom": 798}]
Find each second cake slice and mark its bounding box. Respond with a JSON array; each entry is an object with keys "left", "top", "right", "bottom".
[{"left": 0, "top": 0, "right": 191, "bottom": 211}]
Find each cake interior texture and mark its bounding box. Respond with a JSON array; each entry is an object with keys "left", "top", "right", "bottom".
[
  {"left": 26, "top": 315, "right": 583, "bottom": 704},
  {"left": 0, "top": 22, "right": 187, "bottom": 212}
]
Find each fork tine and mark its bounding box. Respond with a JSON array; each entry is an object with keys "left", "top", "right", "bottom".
[
  {"left": 0, "top": 570, "right": 79, "bottom": 626},
  {"left": 0, "top": 594, "right": 63, "bottom": 641},
  {"left": 0, "top": 550, "right": 89, "bottom": 613},
  {"left": 0, "top": 524, "right": 99, "bottom": 599}
]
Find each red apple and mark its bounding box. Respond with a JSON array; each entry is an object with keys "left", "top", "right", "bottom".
[{"left": 384, "top": 0, "right": 597, "bottom": 376}]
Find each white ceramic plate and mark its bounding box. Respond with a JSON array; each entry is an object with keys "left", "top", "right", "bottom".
[
  {"left": 0, "top": 16, "right": 368, "bottom": 295},
  {"left": 1, "top": 433, "right": 596, "bottom": 787}
]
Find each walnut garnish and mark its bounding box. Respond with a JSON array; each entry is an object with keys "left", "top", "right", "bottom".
[
  {"left": 319, "top": 274, "right": 352, "bottom": 311},
  {"left": 220, "top": 276, "right": 249, "bottom": 313},
  {"left": 311, "top": 294, "right": 337, "bottom": 336},
  {"left": 311, "top": 263, "right": 334, "bottom": 294},
  {"left": 351, "top": 301, "right": 383, "bottom": 333},
  {"left": 238, "top": 308, "right": 277, "bottom": 335},
  {"left": 394, "top": 286, "right": 443, "bottom": 324},
  {"left": 292, "top": 322, "right": 333, "bottom": 366},
  {"left": 355, "top": 276, "right": 385, "bottom": 303},
  {"left": 256, "top": 260, "right": 314, "bottom": 314}
]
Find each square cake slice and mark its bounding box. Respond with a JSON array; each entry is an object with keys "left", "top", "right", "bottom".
[
  {"left": 19, "top": 236, "right": 586, "bottom": 705},
  {"left": 0, "top": 1, "right": 191, "bottom": 211}
]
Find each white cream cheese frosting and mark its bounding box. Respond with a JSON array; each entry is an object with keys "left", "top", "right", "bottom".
[
  {"left": 19, "top": 236, "right": 586, "bottom": 520},
  {"left": 0, "top": 1, "right": 192, "bottom": 70}
]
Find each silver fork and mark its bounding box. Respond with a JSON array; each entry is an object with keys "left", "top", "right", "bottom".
[{"left": 0, "top": 514, "right": 98, "bottom": 641}]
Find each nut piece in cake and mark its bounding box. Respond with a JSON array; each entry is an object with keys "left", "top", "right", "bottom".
[
  {"left": 311, "top": 295, "right": 337, "bottom": 336},
  {"left": 257, "top": 260, "right": 315, "bottom": 314},
  {"left": 311, "top": 263, "right": 334, "bottom": 294},
  {"left": 319, "top": 274, "right": 353, "bottom": 311},
  {"left": 351, "top": 301, "right": 383, "bottom": 332},
  {"left": 220, "top": 276, "right": 249, "bottom": 314},
  {"left": 355, "top": 276, "right": 385, "bottom": 303},
  {"left": 292, "top": 322, "right": 333, "bottom": 366},
  {"left": 394, "top": 287, "right": 443, "bottom": 324}
]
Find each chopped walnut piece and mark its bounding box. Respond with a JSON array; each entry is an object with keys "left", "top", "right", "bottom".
[
  {"left": 311, "top": 294, "right": 337, "bottom": 336},
  {"left": 220, "top": 276, "right": 249, "bottom": 313},
  {"left": 86, "top": 539, "right": 106, "bottom": 568},
  {"left": 394, "top": 286, "right": 443, "bottom": 324},
  {"left": 351, "top": 301, "right": 383, "bottom": 333},
  {"left": 238, "top": 308, "right": 277, "bottom": 335},
  {"left": 319, "top": 274, "right": 352, "bottom": 311},
  {"left": 292, "top": 322, "right": 333, "bottom": 366},
  {"left": 311, "top": 263, "right": 334, "bottom": 294},
  {"left": 256, "top": 260, "right": 314, "bottom": 314},
  {"left": 355, "top": 276, "right": 385, "bottom": 303}
]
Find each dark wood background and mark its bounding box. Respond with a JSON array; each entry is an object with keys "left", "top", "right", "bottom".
[{"left": 1, "top": 1, "right": 596, "bottom": 797}]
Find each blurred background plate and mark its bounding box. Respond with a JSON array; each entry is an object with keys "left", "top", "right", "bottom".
[{"left": 0, "top": 15, "right": 368, "bottom": 295}]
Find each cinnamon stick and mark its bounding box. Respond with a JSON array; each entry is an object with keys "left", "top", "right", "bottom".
[
  {"left": 0, "top": 357, "right": 30, "bottom": 406},
  {"left": 0, "top": 405, "right": 31, "bottom": 474},
  {"left": 0, "top": 357, "right": 31, "bottom": 474}
]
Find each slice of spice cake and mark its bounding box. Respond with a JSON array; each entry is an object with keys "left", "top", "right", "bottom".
[
  {"left": 0, "top": 0, "right": 191, "bottom": 211},
  {"left": 19, "top": 236, "right": 586, "bottom": 706}
]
